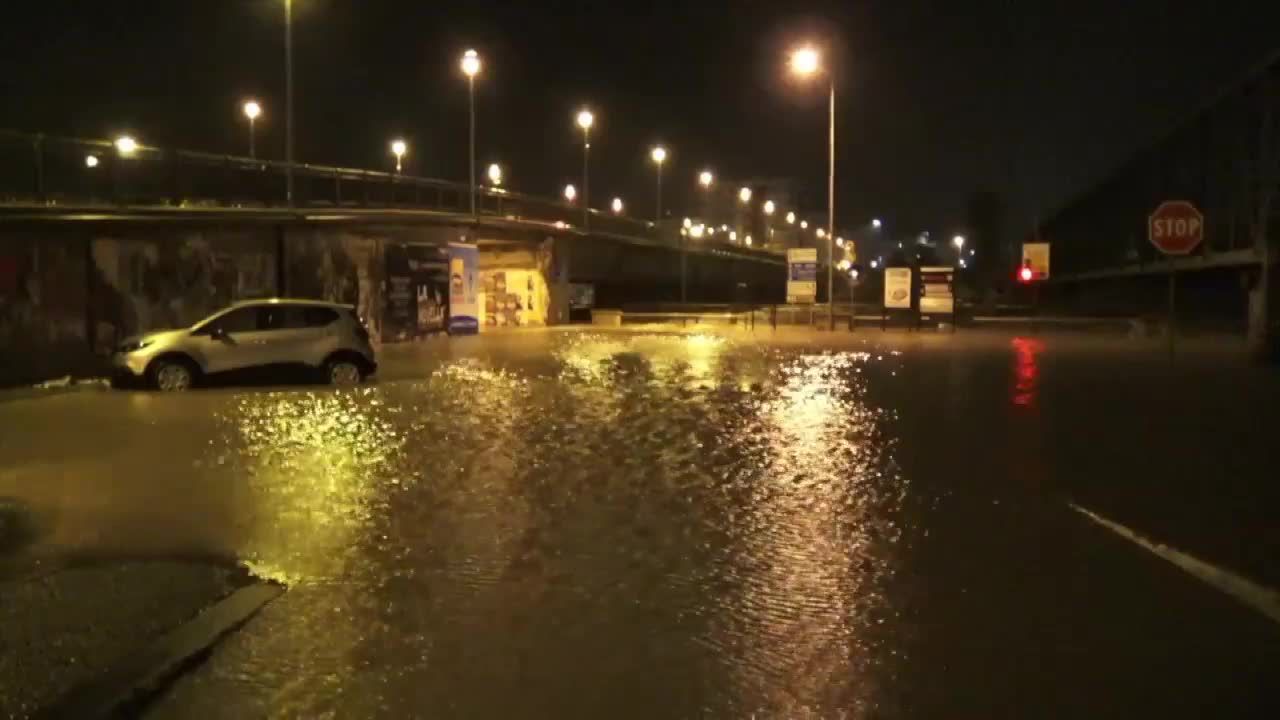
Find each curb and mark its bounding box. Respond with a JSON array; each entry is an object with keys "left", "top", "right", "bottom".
[
  {"left": 0, "top": 379, "right": 112, "bottom": 406},
  {"left": 36, "top": 581, "right": 284, "bottom": 719}
]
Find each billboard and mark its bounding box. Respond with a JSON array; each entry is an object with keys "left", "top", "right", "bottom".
[
  {"left": 919, "top": 266, "right": 955, "bottom": 315},
  {"left": 1021, "top": 242, "right": 1050, "bottom": 280},
  {"left": 884, "top": 267, "right": 912, "bottom": 309},
  {"left": 786, "top": 247, "right": 818, "bottom": 304},
  {"left": 448, "top": 242, "right": 479, "bottom": 334}
]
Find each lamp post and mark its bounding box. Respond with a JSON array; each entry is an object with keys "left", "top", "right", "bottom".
[
  {"left": 790, "top": 45, "right": 836, "bottom": 328},
  {"left": 611, "top": 197, "right": 624, "bottom": 214},
  {"left": 577, "top": 109, "right": 594, "bottom": 229},
  {"left": 461, "top": 49, "right": 481, "bottom": 218},
  {"left": 242, "top": 100, "right": 261, "bottom": 158},
  {"left": 650, "top": 146, "right": 667, "bottom": 222},
  {"left": 390, "top": 139, "right": 407, "bottom": 174},
  {"left": 698, "top": 169, "right": 713, "bottom": 223},
  {"left": 284, "top": 0, "right": 294, "bottom": 206},
  {"left": 487, "top": 163, "right": 502, "bottom": 187}
]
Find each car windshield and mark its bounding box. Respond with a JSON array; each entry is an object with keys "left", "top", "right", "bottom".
[{"left": 2, "top": 3, "right": 1279, "bottom": 719}]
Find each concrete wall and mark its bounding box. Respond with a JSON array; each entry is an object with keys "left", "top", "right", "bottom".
[{"left": 1, "top": 219, "right": 777, "bottom": 386}]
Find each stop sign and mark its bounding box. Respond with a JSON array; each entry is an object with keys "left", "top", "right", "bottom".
[{"left": 1148, "top": 200, "right": 1204, "bottom": 255}]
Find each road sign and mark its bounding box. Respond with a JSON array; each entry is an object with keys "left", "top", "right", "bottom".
[
  {"left": 786, "top": 248, "right": 817, "bottom": 303},
  {"left": 884, "top": 267, "right": 912, "bottom": 309},
  {"left": 1148, "top": 200, "right": 1204, "bottom": 256},
  {"left": 1021, "top": 242, "right": 1050, "bottom": 280}
]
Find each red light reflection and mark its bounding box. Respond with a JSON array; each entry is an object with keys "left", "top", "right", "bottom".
[{"left": 1011, "top": 337, "right": 1044, "bottom": 407}]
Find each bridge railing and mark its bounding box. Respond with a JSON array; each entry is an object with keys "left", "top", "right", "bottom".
[{"left": 1, "top": 128, "right": 749, "bottom": 252}]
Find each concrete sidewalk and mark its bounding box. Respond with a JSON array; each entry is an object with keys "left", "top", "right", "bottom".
[{"left": 0, "top": 558, "right": 248, "bottom": 716}]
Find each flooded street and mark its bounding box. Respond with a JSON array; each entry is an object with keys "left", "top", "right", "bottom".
[{"left": 2, "top": 329, "right": 1278, "bottom": 718}]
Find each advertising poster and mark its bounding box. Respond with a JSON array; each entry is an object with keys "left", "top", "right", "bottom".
[
  {"left": 884, "top": 267, "right": 912, "bottom": 309},
  {"left": 786, "top": 247, "right": 818, "bottom": 304},
  {"left": 448, "top": 242, "right": 479, "bottom": 334},
  {"left": 385, "top": 244, "right": 449, "bottom": 340},
  {"left": 919, "top": 266, "right": 955, "bottom": 315}
]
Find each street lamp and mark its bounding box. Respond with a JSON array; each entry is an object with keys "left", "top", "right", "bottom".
[
  {"left": 461, "top": 49, "right": 482, "bottom": 218},
  {"left": 836, "top": 236, "right": 844, "bottom": 247},
  {"left": 611, "top": 197, "right": 624, "bottom": 214},
  {"left": 872, "top": 217, "right": 883, "bottom": 229},
  {"left": 650, "top": 145, "right": 667, "bottom": 222},
  {"left": 738, "top": 186, "right": 752, "bottom": 204},
  {"left": 763, "top": 200, "right": 775, "bottom": 215},
  {"left": 699, "top": 170, "right": 714, "bottom": 188},
  {"left": 953, "top": 234, "right": 966, "bottom": 249},
  {"left": 786, "top": 211, "right": 796, "bottom": 224},
  {"left": 790, "top": 43, "right": 837, "bottom": 328},
  {"left": 577, "top": 108, "right": 594, "bottom": 228},
  {"left": 284, "top": 0, "right": 294, "bottom": 205},
  {"left": 114, "top": 136, "right": 138, "bottom": 156},
  {"left": 800, "top": 220, "right": 809, "bottom": 230},
  {"left": 744, "top": 235, "right": 753, "bottom": 247},
  {"left": 242, "top": 100, "right": 262, "bottom": 158},
  {"left": 816, "top": 228, "right": 826, "bottom": 239},
  {"left": 564, "top": 184, "right": 577, "bottom": 203},
  {"left": 85, "top": 154, "right": 99, "bottom": 168},
  {"left": 487, "top": 162, "right": 503, "bottom": 186},
  {"left": 390, "top": 139, "right": 407, "bottom": 174}
]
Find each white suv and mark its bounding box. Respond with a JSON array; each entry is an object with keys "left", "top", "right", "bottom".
[{"left": 111, "top": 299, "right": 377, "bottom": 391}]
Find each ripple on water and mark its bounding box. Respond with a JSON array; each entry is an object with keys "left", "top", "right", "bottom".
[{"left": 182, "top": 334, "right": 908, "bottom": 718}]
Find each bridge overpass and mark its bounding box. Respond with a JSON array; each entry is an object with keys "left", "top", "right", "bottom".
[{"left": 0, "top": 130, "right": 787, "bottom": 383}]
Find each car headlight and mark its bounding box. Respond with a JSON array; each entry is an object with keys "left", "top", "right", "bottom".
[{"left": 117, "top": 339, "right": 154, "bottom": 353}]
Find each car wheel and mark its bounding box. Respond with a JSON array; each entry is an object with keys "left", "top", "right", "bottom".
[
  {"left": 326, "top": 358, "right": 363, "bottom": 386},
  {"left": 150, "top": 358, "right": 195, "bottom": 392}
]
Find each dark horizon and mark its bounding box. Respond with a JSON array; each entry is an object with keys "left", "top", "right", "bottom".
[{"left": 2, "top": 0, "right": 1277, "bottom": 240}]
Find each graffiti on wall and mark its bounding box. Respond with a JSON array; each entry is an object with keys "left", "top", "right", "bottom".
[
  {"left": 286, "top": 230, "right": 385, "bottom": 341},
  {"left": 89, "top": 231, "right": 276, "bottom": 348},
  {"left": 0, "top": 233, "right": 87, "bottom": 349}
]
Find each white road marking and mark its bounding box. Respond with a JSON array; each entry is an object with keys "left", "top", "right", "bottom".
[{"left": 1069, "top": 502, "right": 1280, "bottom": 626}]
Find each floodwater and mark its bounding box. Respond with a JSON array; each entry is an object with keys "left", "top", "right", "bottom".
[{"left": 2, "top": 329, "right": 1278, "bottom": 718}]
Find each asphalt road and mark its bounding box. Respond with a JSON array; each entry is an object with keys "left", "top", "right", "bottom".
[{"left": 2, "top": 328, "right": 1277, "bottom": 718}]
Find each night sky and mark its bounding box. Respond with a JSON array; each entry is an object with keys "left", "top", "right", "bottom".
[{"left": 2, "top": 1, "right": 1277, "bottom": 239}]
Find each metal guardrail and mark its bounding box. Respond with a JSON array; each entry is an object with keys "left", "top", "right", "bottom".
[{"left": 0, "top": 129, "right": 784, "bottom": 259}]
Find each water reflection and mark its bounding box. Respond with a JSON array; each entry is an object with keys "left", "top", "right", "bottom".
[
  {"left": 1011, "top": 337, "right": 1044, "bottom": 408},
  {"left": 143, "top": 333, "right": 908, "bottom": 717}
]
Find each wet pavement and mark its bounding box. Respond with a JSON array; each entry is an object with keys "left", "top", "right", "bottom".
[{"left": 2, "top": 328, "right": 1278, "bottom": 718}]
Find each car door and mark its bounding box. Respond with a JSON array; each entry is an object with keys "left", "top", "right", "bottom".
[
  {"left": 195, "top": 305, "right": 277, "bottom": 373},
  {"left": 258, "top": 305, "right": 339, "bottom": 368}
]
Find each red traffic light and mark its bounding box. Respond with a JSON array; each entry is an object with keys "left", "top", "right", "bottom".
[{"left": 1019, "top": 266, "right": 1034, "bottom": 283}]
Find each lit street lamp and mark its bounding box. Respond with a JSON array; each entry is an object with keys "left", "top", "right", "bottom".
[
  {"left": 611, "top": 197, "right": 624, "bottom": 214},
  {"left": 564, "top": 184, "right": 577, "bottom": 203},
  {"left": 953, "top": 234, "right": 966, "bottom": 249},
  {"left": 816, "top": 228, "right": 826, "bottom": 239},
  {"left": 242, "top": 100, "right": 262, "bottom": 158},
  {"left": 114, "top": 136, "right": 138, "bottom": 156},
  {"left": 84, "top": 154, "right": 99, "bottom": 168},
  {"left": 763, "top": 200, "right": 775, "bottom": 215},
  {"left": 577, "top": 109, "right": 594, "bottom": 228},
  {"left": 786, "top": 211, "right": 796, "bottom": 224},
  {"left": 790, "top": 44, "right": 837, "bottom": 328},
  {"left": 800, "top": 220, "right": 809, "bottom": 230},
  {"left": 650, "top": 146, "right": 667, "bottom": 222},
  {"left": 487, "top": 163, "right": 503, "bottom": 186},
  {"left": 461, "top": 49, "right": 482, "bottom": 218},
  {"left": 872, "top": 217, "right": 883, "bottom": 229},
  {"left": 390, "top": 139, "right": 407, "bottom": 174},
  {"left": 738, "top": 186, "right": 752, "bottom": 204},
  {"left": 699, "top": 170, "right": 714, "bottom": 188}
]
